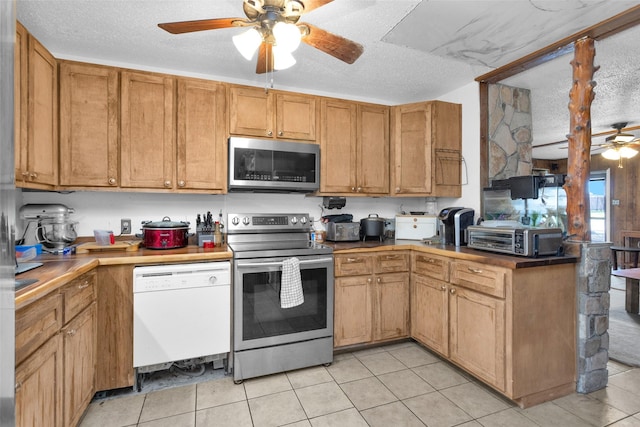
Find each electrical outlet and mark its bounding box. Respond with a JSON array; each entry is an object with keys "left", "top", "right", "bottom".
[{"left": 121, "top": 218, "right": 132, "bottom": 235}]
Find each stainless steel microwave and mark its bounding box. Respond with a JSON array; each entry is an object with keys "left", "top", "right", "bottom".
[{"left": 228, "top": 137, "right": 320, "bottom": 193}]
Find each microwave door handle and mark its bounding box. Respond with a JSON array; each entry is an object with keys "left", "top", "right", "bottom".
[{"left": 236, "top": 257, "right": 333, "bottom": 269}]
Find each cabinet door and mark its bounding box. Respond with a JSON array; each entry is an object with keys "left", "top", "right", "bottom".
[
  {"left": 374, "top": 272, "right": 409, "bottom": 341},
  {"left": 121, "top": 71, "right": 175, "bottom": 189},
  {"left": 59, "top": 62, "right": 119, "bottom": 187},
  {"left": 334, "top": 276, "right": 372, "bottom": 347},
  {"left": 15, "top": 22, "right": 28, "bottom": 183},
  {"left": 357, "top": 104, "right": 389, "bottom": 194},
  {"left": 320, "top": 99, "right": 357, "bottom": 193},
  {"left": 95, "top": 265, "right": 134, "bottom": 391},
  {"left": 15, "top": 334, "right": 64, "bottom": 427},
  {"left": 25, "top": 34, "right": 58, "bottom": 187},
  {"left": 411, "top": 273, "right": 449, "bottom": 356},
  {"left": 176, "top": 78, "right": 227, "bottom": 192},
  {"left": 229, "top": 86, "right": 273, "bottom": 137},
  {"left": 63, "top": 303, "right": 96, "bottom": 427},
  {"left": 449, "top": 286, "right": 506, "bottom": 391},
  {"left": 275, "top": 93, "right": 317, "bottom": 140},
  {"left": 431, "top": 101, "right": 462, "bottom": 197},
  {"left": 391, "top": 102, "right": 432, "bottom": 195}
]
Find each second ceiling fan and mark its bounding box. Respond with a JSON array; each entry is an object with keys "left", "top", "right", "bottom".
[{"left": 158, "top": 0, "right": 364, "bottom": 74}]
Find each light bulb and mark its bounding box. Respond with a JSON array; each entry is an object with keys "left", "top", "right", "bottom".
[
  {"left": 601, "top": 148, "right": 621, "bottom": 160},
  {"left": 273, "top": 45, "right": 296, "bottom": 70},
  {"left": 619, "top": 146, "right": 638, "bottom": 158},
  {"left": 273, "top": 22, "right": 301, "bottom": 52},
  {"left": 233, "top": 28, "right": 262, "bottom": 60}
]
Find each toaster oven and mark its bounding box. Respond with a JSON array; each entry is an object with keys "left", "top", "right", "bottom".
[
  {"left": 325, "top": 222, "right": 360, "bottom": 242},
  {"left": 467, "top": 226, "right": 564, "bottom": 257}
]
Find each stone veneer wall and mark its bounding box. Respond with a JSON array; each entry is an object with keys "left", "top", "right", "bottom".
[
  {"left": 488, "top": 84, "right": 533, "bottom": 180},
  {"left": 565, "top": 241, "right": 612, "bottom": 393}
]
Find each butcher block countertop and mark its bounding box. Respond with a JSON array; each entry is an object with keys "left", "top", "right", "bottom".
[
  {"left": 14, "top": 244, "right": 232, "bottom": 308},
  {"left": 325, "top": 239, "right": 578, "bottom": 269}
]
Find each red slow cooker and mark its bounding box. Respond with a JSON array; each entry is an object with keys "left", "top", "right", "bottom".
[{"left": 140, "top": 217, "right": 190, "bottom": 249}]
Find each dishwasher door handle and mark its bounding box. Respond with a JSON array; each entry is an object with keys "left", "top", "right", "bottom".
[{"left": 236, "top": 257, "right": 333, "bottom": 269}]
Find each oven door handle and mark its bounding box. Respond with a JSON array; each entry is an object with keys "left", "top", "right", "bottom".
[{"left": 236, "top": 257, "right": 333, "bottom": 269}]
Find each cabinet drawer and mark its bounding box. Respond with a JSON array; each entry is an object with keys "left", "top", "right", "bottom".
[
  {"left": 412, "top": 252, "right": 450, "bottom": 282},
  {"left": 16, "top": 292, "right": 63, "bottom": 365},
  {"left": 335, "top": 254, "right": 373, "bottom": 277},
  {"left": 374, "top": 252, "right": 410, "bottom": 274},
  {"left": 61, "top": 271, "right": 97, "bottom": 324},
  {"left": 450, "top": 261, "right": 506, "bottom": 298}
]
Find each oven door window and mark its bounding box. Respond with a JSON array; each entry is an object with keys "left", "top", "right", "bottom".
[{"left": 241, "top": 267, "right": 327, "bottom": 341}]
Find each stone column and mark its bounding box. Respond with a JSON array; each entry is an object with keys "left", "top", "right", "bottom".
[{"left": 565, "top": 241, "right": 612, "bottom": 393}]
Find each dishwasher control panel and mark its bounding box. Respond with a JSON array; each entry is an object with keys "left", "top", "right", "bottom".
[{"left": 133, "top": 261, "right": 231, "bottom": 293}]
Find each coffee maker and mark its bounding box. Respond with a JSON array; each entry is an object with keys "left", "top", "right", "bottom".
[
  {"left": 438, "top": 207, "right": 475, "bottom": 246},
  {"left": 19, "top": 204, "right": 78, "bottom": 251}
]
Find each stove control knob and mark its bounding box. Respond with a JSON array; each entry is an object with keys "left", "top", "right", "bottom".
[
  {"left": 291, "top": 216, "right": 298, "bottom": 224},
  {"left": 242, "top": 216, "right": 250, "bottom": 226},
  {"left": 300, "top": 216, "right": 307, "bottom": 225},
  {"left": 231, "top": 216, "right": 240, "bottom": 226}
]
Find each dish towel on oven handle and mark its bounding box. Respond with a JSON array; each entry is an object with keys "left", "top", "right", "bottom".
[{"left": 281, "top": 257, "right": 304, "bottom": 308}]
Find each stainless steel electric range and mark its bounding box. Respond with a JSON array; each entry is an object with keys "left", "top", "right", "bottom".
[{"left": 226, "top": 213, "right": 334, "bottom": 383}]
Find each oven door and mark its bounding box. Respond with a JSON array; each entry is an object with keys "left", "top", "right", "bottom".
[{"left": 233, "top": 255, "right": 334, "bottom": 352}]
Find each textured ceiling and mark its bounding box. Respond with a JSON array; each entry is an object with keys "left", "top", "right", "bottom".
[{"left": 16, "top": 0, "right": 640, "bottom": 160}]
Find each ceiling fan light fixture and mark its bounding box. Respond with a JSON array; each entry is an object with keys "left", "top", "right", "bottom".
[
  {"left": 606, "top": 133, "right": 636, "bottom": 144},
  {"left": 273, "top": 45, "right": 296, "bottom": 70},
  {"left": 272, "top": 22, "right": 301, "bottom": 52},
  {"left": 233, "top": 28, "right": 262, "bottom": 60},
  {"left": 601, "top": 148, "right": 621, "bottom": 160},
  {"left": 619, "top": 146, "right": 638, "bottom": 158}
]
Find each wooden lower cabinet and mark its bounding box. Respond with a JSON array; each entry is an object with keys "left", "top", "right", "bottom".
[
  {"left": 63, "top": 303, "right": 97, "bottom": 427},
  {"left": 334, "top": 252, "right": 410, "bottom": 348},
  {"left": 95, "top": 265, "right": 134, "bottom": 391},
  {"left": 410, "top": 251, "right": 576, "bottom": 408},
  {"left": 15, "top": 334, "right": 64, "bottom": 427}
]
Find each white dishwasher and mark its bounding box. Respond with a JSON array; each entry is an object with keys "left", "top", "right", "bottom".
[{"left": 133, "top": 261, "right": 230, "bottom": 388}]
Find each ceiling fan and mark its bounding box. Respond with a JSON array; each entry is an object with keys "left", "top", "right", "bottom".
[
  {"left": 158, "top": 0, "right": 364, "bottom": 74},
  {"left": 593, "top": 122, "right": 640, "bottom": 168}
]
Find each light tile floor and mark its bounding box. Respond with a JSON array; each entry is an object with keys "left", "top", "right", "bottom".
[{"left": 79, "top": 341, "right": 640, "bottom": 427}]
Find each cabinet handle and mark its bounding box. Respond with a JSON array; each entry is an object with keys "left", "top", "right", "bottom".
[
  {"left": 377, "top": 277, "right": 381, "bottom": 283},
  {"left": 395, "top": 187, "right": 400, "bottom": 192},
  {"left": 357, "top": 187, "right": 362, "bottom": 192},
  {"left": 467, "top": 267, "right": 483, "bottom": 274},
  {"left": 351, "top": 187, "right": 356, "bottom": 192},
  {"left": 66, "top": 329, "right": 77, "bottom": 336},
  {"left": 164, "top": 180, "right": 172, "bottom": 188},
  {"left": 367, "top": 278, "right": 372, "bottom": 283},
  {"left": 178, "top": 180, "right": 186, "bottom": 187},
  {"left": 78, "top": 281, "right": 90, "bottom": 289},
  {"left": 413, "top": 225, "right": 417, "bottom": 229},
  {"left": 440, "top": 285, "right": 447, "bottom": 291},
  {"left": 21, "top": 171, "right": 29, "bottom": 178},
  {"left": 278, "top": 131, "right": 283, "bottom": 136},
  {"left": 15, "top": 381, "right": 22, "bottom": 392},
  {"left": 108, "top": 177, "right": 117, "bottom": 185},
  {"left": 29, "top": 172, "right": 38, "bottom": 179},
  {"left": 267, "top": 130, "right": 273, "bottom": 136},
  {"left": 346, "top": 258, "right": 358, "bottom": 263},
  {"left": 450, "top": 288, "right": 456, "bottom": 294}
]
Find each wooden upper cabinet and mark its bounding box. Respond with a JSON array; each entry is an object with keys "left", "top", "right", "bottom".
[
  {"left": 59, "top": 61, "right": 119, "bottom": 188},
  {"left": 357, "top": 103, "right": 389, "bottom": 194},
  {"left": 14, "top": 22, "right": 27, "bottom": 184},
  {"left": 176, "top": 78, "right": 227, "bottom": 192},
  {"left": 319, "top": 98, "right": 357, "bottom": 193},
  {"left": 391, "top": 100, "right": 461, "bottom": 197},
  {"left": 15, "top": 27, "right": 58, "bottom": 189},
  {"left": 120, "top": 71, "right": 175, "bottom": 189},
  {"left": 320, "top": 99, "right": 389, "bottom": 195},
  {"left": 229, "top": 85, "right": 317, "bottom": 141}
]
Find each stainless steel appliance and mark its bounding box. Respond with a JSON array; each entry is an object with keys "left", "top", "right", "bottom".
[
  {"left": 227, "top": 213, "right": 334, "bottom": 383},
  {"left": 438, "top": 207, "right": 474, "bottom": 246},
  {"left": 133, "top": 262, "right": 231, "bottom": 391},
  {"left": 467, "top": 225, "right": 564, "bottom": 257},
  {"left": 326, "top": 222, "right": 360, "bottom": 242},
  {"left": 228, "top": 137, "right": 320, "bottom": 193},
  {"left": 19, "top": 204, "right": 77, "bottom": 251}
]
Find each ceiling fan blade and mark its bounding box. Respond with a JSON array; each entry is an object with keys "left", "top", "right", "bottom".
[
  {"left": 300, "top": 23, "right": 363, "bottom": 64},
  {"left": 301, "top": 0, "right": 334, "bottom": 14},
  {"left": 256, "top": 42, "right": 274, "bottom": 74},
  {"left": 158, "top": 17, "right": 246, "bottom": 34}
]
